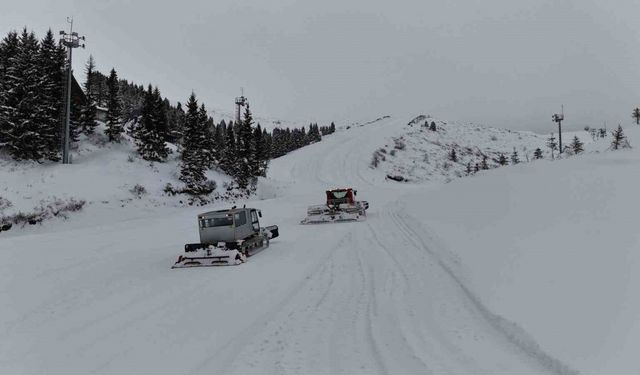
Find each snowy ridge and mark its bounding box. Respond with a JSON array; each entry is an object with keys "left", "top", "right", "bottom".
[{"left": 370, "top": 115, "right": 595, "bottom": 183}]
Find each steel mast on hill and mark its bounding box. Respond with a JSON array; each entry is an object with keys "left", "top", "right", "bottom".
[
  {"left": 235, "top": 89, "right": 248, "bottom": 125},
  {"left": 59, "top": 17, "right": 85, "bottom": 164},
  {"left": 552, "top": 105, "right": 564, "bottom": 154}
]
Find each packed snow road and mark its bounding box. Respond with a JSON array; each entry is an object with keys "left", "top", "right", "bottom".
[{"left": 1, "top": 117, "right": 574, "bottom": 374}]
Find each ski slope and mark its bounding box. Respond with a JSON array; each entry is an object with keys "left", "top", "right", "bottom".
[{"left": 1, "top": 116, "right": 637, "bottom": 374}]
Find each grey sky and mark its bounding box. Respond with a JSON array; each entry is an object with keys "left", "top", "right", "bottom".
[{"left": 3, "top": 0, "right": 640, "bottom": 132}]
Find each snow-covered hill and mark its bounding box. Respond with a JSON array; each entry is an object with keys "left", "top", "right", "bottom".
[
  {"left": 1, "top": 115, "right": 637, "bottom": 374},
  {"left": 370, "top": 114, "right": 597, "bottom": 183}
]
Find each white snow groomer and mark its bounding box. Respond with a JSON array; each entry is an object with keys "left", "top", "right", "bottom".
[
  {"left": 301, "top": 188, "right": 369, "bottom": 224},
  {"left": 172, "top": 207, "right": 279, "bottom": 268}
]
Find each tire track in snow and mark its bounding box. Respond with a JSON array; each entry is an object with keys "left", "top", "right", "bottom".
[
  {"left": 359, "top": 209, "right": 440, "bottom": 373},
  {"left": 187, "top": 232, "right": 353, "bottom": 375},
  {"left": 352, "top": 233, "right": 389, "bottom": 375},
  {"left": 388, "top": 207, "right": 580, "bottom": 375}
]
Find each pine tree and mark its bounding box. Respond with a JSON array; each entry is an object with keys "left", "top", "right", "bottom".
[
  {"left": 533, "top": 148, "right": 543, "bottom": 159},
  {"left": 306, "top": 123, "right": 321, "bottom": 143},
  {"left": 633, "top": 107, "right": 640, "bottom": 125},
  {"left": 474, "top": 163, "right": 480, "bottom": 173},
  {"left": 152, "top": 86, "right": 168, "bottom": 144},
  {"left": 198, "top": 104, "right": 215, "bottom": 167},
  {"left": 465, "top": 162, "right": 472, "bottom": 175},
  {"left": 481, "top": 155, "right": 489, "bottom": 170},
  {"left": 179, "top": 93, "right": 212, "bottom": 194},
  {"left": 429, "top": 121, "right": 437, "bottom": 131},
  {"left": 0, "top": 31, "right": 20, "bottom": 148},
  {"left": 2, "top": 29, "right": 43, "bottom": 160},
  {"left": 330, "top": 121, "right": 336, "bottom": 133},
  {"left": 79, "top": 55, "right": 97, "bottom": 135},
  {"left": 236, "top": 103, "right": 256, "bottom": 189},
  {"left": 136, "top": 85, "right": 168, "bottom": 161},
  {"left": 610, "top": 125, "right": 630, "bottom": 150},
  {"left": 546, "top": 133, "right": 558, "bottom": 160},
  {"left": 36, "top": 29, "right": 66, "bottom": 161},
  {"left": 170, "top": 101, "right": 185, "bottom": 144},
  {"left": 510, "top": 148, "right": 520, "bottom": 164},
  {"left": 498, "top": 153, "right": 508, "bottom": 166},
  {"left": 570, "top": 136, "right": 584, "bottom": 154},
  {"left": 105, "top": 68, "right": 123, "bottom": 142},
  {"left": 263, "top": 127, "right": 272, "bottom": 159},
  {"left": 212, "top": 122, "right": 225, "bottom": 164},
  {"left": 252, "top": 123, "right": 269, "bottom": 177},
  {"left": 220, "top": 122, "right": 237, "bottom": 177},
  {"left": 448, "top": 148, "right": 457, "bottom": 162}
]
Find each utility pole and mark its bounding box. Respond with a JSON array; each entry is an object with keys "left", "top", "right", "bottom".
[
  {"left": 552, "top": 105, "right": 564, "bottom": 153},
  {"left": 59, "top": 17, "right": 85, "bottom": 164}
]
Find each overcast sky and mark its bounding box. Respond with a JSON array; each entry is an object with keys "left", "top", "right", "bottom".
[{"left": 3, "top": 0, "right": 640, "bottom": 132}]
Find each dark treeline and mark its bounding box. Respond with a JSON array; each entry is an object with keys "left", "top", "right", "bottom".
[
  {"left": 0, "top": 28, "right": 66, "bottom": 161},
  {"left": 0, "top": 27, "right": 337, "bottom": 195}
]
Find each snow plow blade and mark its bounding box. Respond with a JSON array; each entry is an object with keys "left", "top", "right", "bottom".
[
  {"left": 300, "top": 204, "right": 367, "bottom": 224},
  {"left": 265, "top": 225, "right": 279, "bottom": 239},
  {"left": 171, "top": 244, "right": 246, "bottom": 268},
  {"left": 301, "top": 188, "right": 369, "bottom": 224}
]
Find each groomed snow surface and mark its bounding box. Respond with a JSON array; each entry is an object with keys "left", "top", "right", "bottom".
[{"left": 1, "top": 116, "right": 638, "bottom": 374}]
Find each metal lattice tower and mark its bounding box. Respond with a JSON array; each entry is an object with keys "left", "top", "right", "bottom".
[
  {"left": 59, "top": 17, "right": 85, "bottom": 164},
  {"left": 552, "top": 105, "right": 564, "bottom": 153},
  {"left": 235, "top": 89, "right": 247, "bottom": 125}
]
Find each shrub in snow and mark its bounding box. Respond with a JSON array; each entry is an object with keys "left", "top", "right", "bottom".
[
  {"left": 0, "top": 197, "right": 86, "bottom": 228},
  {"left": 498, "top": 154, "right": 508, "bottom": 165},
  {"left": 130, "top": 184, "right": 147, "bottom": 198},
  {"left": 0, "top": 197, "right": 12, "bottom": 211},
  {"left": 163, "top": 183, "right": 177, "bottom": 196},
  {"left": 203, "top": 180, "right": 217, "bottom": 193},
  {"left": 394, "top": 138, "right": 406, "bottom": 150},
  {"left": 599, "top": 128, "right": 607, "bottom": 138},
  {"left": 533, "top": 148, "right": 544, "bottom": 159},
  {"left": 370, "top": 149, "right": 387, "bottom": 168},
  {"left": 127, "top": 155, "right": 135, "bottom": 163},
  {"left": 448, "top": 148, "right": 458, "bottom": 162},
  {"left": 371, "top": 154, "right": 380, "bottom": 168},
  {"left": 386, "top": 174, "right": 405, "bottom": 182},
  {"left": 390, "top": 149, "right": 396, "bottom": 156},
  {"left": 490, "top": 135, "right": 498, "bottom": 141}
]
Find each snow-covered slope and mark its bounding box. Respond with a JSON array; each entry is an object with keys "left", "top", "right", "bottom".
[
  {"left": 1, "top": 116, "right": 637, "bottom": 374},
  {"left": 0, "top": 124, "right": 233, "bottom": 226},
  {"left": 370, "top": 115, "right": 595, "bottom": 183}
]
